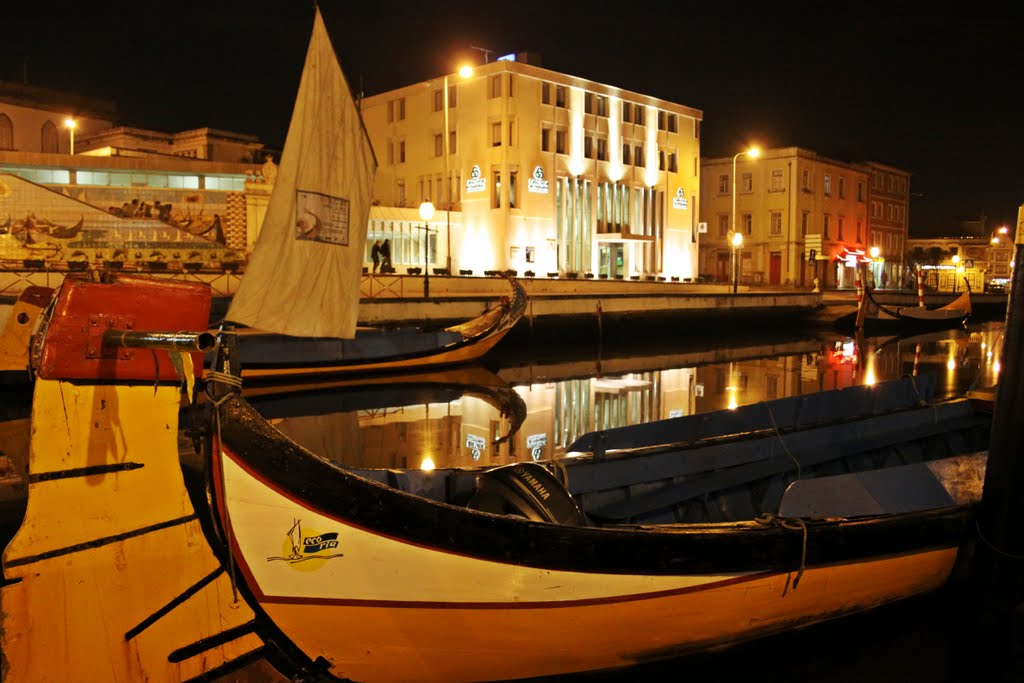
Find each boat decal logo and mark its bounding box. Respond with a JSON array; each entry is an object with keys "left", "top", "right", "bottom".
[
  {"left": 295, "top": 189, "right": 351, "bottom": 246},
  {"left": 267, "top": 518, "right": 344, "bottom": 570}
]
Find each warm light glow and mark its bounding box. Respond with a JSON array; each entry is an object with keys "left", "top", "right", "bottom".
[
  {"left": 994, "top": 359, "right": 1002, "bottom": 375},
  {"left": 420, "top": 456, "right": 436, "bottom": 471},
  {"left": 63, "top": 117, "right": 77, "bottom": 130},
  {"left": 992, "top": 237, "right": 1000, "bottom": 244},
  {"left": 458, "top": 65, "right": 473, "bottom": 78},
  {"left": 747, "top": 146, "right": 761, "bottom": 159},
  {"left": 951, "top": 254, "right": 961, "bottom": 264},
  {"left": 607, "top": 95, "right": 623, "bottom": 182},
  {"left": 864, "top": 368, "right": 876, "bottom": 386},
  {"left": 947, "top": 358, "right": 956, "bottom": 371},
  {"left": 419, "top": 200, "right": 435, "bottom": 222},
  {"left": 869, "top": 246, "right": 880, "bottom": 259},
  {"left": 569, "top": 87, "right": 585, "bottom": 176},
  {"left": 727, "top": 395, "right": 738, "bottom": 410},
  {"left": 732, "top": 232, "right": 744, "bottom": 248},
  {"left": 999, "top": 226, "right": 1010, "bottom": 234}
]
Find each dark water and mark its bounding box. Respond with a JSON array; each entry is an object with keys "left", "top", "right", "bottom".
[{"left": 2, "top": 319, "right": 1020, "bottom": 682}]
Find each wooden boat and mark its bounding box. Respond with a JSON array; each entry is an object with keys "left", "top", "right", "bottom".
[
  {"left": 219, "top": 8, "right": 524, "bottom": 383},
  {"left": 856, "top": 265, "right": 971, "bottom": 331},
  {"left": 3, "top": 272, "right": 994, "bottom": 682}
]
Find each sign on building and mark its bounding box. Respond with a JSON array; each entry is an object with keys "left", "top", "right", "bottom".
[
  {"left": 465, "top": 165, "right": 486, "bottom": 193},
  {"left": 527, "top": 166, "right": 549, "bottom": 194},
  {"left": 672, "top": 188, "right": 688, "bottom": 209}
]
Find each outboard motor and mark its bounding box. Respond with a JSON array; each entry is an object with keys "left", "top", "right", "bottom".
[{"left": 468, "top": 462, "right": 587, "bottom": 526}]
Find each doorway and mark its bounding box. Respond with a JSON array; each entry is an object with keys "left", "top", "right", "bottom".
[
  {"left": 599, "top": 243, "right": 624, "bottom": 278},
  {"left": 769, "top": 252, "right": 782, "bottom": 285}
]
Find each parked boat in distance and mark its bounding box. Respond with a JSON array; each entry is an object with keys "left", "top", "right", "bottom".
[
  {"left": 856, "top": 264, "right": 971, "bottom": 332},
  {"left": 218, "top": 7, "right": 523, "bottom": 384}
]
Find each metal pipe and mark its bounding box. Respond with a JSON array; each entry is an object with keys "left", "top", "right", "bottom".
[{"left": 102, "top": 329, "right": 217, "bottom": 353}]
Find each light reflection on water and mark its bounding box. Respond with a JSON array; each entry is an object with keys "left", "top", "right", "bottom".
[{"left": 253, "top": 322, "right": 1005, "bottom": 472}]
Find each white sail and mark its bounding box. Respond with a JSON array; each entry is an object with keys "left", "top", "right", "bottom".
[{"left": 226, "top": 8, "right": 376, "bottom": 338}]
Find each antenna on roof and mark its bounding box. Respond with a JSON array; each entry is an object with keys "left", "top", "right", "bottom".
[{"left": 470, "top": 46, "right": 494, "bottom": 63}]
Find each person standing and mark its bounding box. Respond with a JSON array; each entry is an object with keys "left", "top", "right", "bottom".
[
  {"left": 380, "top": 239, "right": 392, "bottom": 273},
  {"left": 371, "top": 240, "right": 381, "bottom": 273}
]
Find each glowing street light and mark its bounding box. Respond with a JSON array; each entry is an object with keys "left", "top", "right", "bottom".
[
  {"left": 64, "top": 117, "right": 77, "bottom": 155},
  {"left": 731, "top": 231, "right": 744, "bottom": 294},
  {"left": 952, "top": 253, "right": 961, "bottom": 293},
  {"left": 443, "top": 65, "right": 473, "bottom": 274},
  {"left": 731, "top": 146, "right": 759, "bottom": 292},
  {"left": 419, "top": 200, "right": 436, "bottom": 298}
]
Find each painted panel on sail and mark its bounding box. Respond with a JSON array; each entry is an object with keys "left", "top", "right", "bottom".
[{"left": 295, "top": 189, "right": 350, "bottom": 246}]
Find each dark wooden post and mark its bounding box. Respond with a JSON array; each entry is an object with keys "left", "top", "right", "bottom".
[{"left": 970, "top": 242, "right": 1024, "bottom": 669}]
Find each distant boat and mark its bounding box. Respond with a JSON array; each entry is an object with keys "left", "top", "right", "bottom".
[
  {"left": 856, "top": 266, "right": 970, "bottom": 331},
  {"left": 221, "top": 8, "right": 523, "bottom": 383}
]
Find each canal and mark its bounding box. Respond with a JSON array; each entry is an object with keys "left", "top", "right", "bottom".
[{"left": 0, "top": 319, "right": 1018, "bottom": 681}]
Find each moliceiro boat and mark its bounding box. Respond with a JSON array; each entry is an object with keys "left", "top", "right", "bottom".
[
  {"left": 3, "top": 273, "right": 992, "bottom": 682},
  {"left": 856, "top": 264, "right": 971, "bottom": 331},
  {"left": 220, "top": 8, "right": 524, "bottom": 383}
]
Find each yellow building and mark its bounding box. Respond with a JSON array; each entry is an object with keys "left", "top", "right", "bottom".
[
  {"left": 699, "top": 149, "right": 911, "bottom": 289},
  {"left": 359, "top": 56, "right": 703, "bottom": 279},
  {"left": 906, "top": 224, "right": 1013, "bottom": 293}
]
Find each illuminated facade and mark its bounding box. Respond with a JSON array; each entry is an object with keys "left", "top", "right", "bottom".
[
  {"left": 700, "top": 148, "right": 908, "bottom": 289},
  {"left": 359, "top": 58, "right": 703, "bottom": 279}
]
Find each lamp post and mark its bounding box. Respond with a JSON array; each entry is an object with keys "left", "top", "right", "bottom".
[
  {"left": 952, "top": 253, "right": 961, "bottom": 293},
  {"left": 443, "top": 65, "right": 473, "bottom": 275},
  {"left": 419, "top": 200, "right": 435, "bottom": 298},
  {"left": 64, "top": 117, "right": 76, "bottom": 155},
  {"left": 731, "top": 231, "right": 744, "bottom": 293},
  {"left": 731, "top": 146, "right": 760, "bottom": 291}
]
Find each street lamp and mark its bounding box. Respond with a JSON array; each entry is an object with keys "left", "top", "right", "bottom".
[
  {"left": 731, "top": 145, "right": 760, "bottom": 289},
  {"left": 731, "top": 231, "right": 744, "bottom": 293},
  {"left": 64, "top": 117, "right": 77, "bottom": 155},
  {"left": 951, "top": 253, "right": 961, "bottom": 293},
  {"left": 419, "top": 200, "right": 435, "bottom": 297},
  {"left": 443, "top": 65, "right": 473, "bottom": 274}
]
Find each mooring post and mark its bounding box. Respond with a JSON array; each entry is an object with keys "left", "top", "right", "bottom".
[{"left": 971, "top": 240, "right": 1024, "bottom": 669}]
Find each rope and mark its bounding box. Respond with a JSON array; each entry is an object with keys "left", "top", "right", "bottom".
[
  {"left": 755, "top": 512, "right": 808, "bottom": 589},
  {"left": 975, "top": 520, "right": 1024, "bottom": 561},
  {"left": 764, "top": 403, "right": 801, "bottom": 481}
]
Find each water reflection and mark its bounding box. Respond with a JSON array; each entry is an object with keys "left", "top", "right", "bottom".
[{"left": 253, "top": 322, "right": 1005, "bottom": 471}]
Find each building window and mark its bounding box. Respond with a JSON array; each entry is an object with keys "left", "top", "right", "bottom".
[
  {"left": 508, "top": 119, "right": 516, "bottom": 147},
  {"left": 658, "top": 111, "right": 667, "bottom": 130},
  {"left": 770, "top": 169, "right": 784, "bottom": 192},
  {"left": 556, "top": 130, "right": 566, "bottom": 154},
  {"left": 509, "top": 170, "right": 517, "bottom": 209},
  {"left": 597, "top": 138, "right": 607, "bottom": 161},
  {"left": 433, "top": 134, "right": 443, "bottom": 157},
  {"left": 491, "top": 122, "right": 502, "bottom": 147},
  {"left": 634, "top": 145, "right": 644, "bottom": 166},
  {"left": 449, "top": 130, "right": 457, "bottom": 154},
  {"left": 0, "top": 114, "right": 12, "bottom": 150},
  {"left": 741, "top": 172, "right": 752, "bottom": 193},
  {"left": 824, "top": 174, "right": 832, "bottom": 196},
  {"left": 694, "top": 119, "right": 700, "bottom": 139},
  {"left": 718, "top": 214, "right": 729, "bottom": 237},
  {"left": 838, "top": 216, "right": 845, "bottom": 240},
  {"left": 597, "top": 96, "right": 607, "bottom": 117},
  {"left": 541, "top": 127, "right": 551, "bottom": 152},
  {"left": 718, "top": 174, "right": 729, "bottom": 195},
  {"left": 770, "top": 211, "right": 782, "bottom": 236},
  {"left": 584, "top": 93, "right": 594, "bottom": 114},
  {"left": 823, "top": 214, "right": 831, "bottom": 238},
  {"left": 41, "top": 120, "right": 58, "bottom": 153},
  {"left": 555, "top": 86, "right": 567, "bottom": 108},
  {"left": 622, "top": 102, "right": 632, "bottom": 122},
  {"left": 667, "top": 152, "right": 677, "bottom": 173},
  {"left": 857, "top": 181, "right": 864, "bottom": 202},
  {"left": 584, "top": 135, "right": 593, "bottom": 158},
  {"left": 801, "top": 211, "right": 810, "bottom": 236},
  {"left": 489, "top": 74, "right": 502, "bottom": 98},
  {"left": 433, "top": 89, "right": 443, "bottom": 112},
  {"left": 742, "top": 213, "right": 752, "bottom": 235},
  {"left": 398, "top": 140, "right": 406, "bottom": 163},
  {"left": 493, "top": 171, "right": 501, "bottom": 208},
  {"left": 838, "top": 177, "right": 846, "bottom": 199},
  {"left": 397, "top": 179, "right": 406, "bottom": 207},
  {"left": 634, "top": 107, "right": 645, "bottom": 125},
  {"left": 801, "top": 169, "right": 811, "bottom": 191},
  {"left": 658, "top": 150, "right": 665, "bottom": 171},
  {"left": 541, "top": 82, "right": 551, "bottom": 105},
  {"left": 857, "top": 219, "right": 863, "bottom": 242},
  {"left": 387, "top": 98, "right": 406, "bottom": 122},
  {"left": 622, "top": 143, "right": 631, "bottom": 165},
  {"left": 448, "top": 85, "right": 457, "bottom": 108}
]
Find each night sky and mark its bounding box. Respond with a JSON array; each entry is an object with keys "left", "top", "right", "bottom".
[{"left": 2, "top": 1, "right": 1021, "bottom": 233}]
